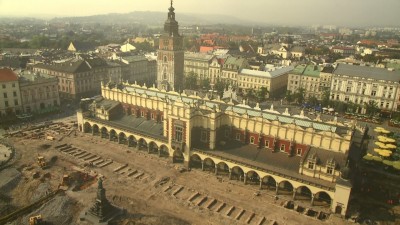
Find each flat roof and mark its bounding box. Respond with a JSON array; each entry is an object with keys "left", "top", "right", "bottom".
[{"left": 334, "top": 63, "right": 400, "bottom": 82}]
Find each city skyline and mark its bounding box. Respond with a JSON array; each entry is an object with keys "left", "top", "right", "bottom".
[{"left": 0, "top": 0, "right": 399, "bottom": 27}]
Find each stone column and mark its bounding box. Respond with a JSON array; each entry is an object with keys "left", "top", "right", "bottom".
[
  {"left": 158, "top": 149, "right": 161, "bottom": 157},
  {"left": 201, "top": 161, "right": 204, "bottom": 171},
  {"left": 147, "top": 145, "right": 151, "bottom": 154},
  {"left": 214, "top": 164, "right": 218, "bottom": 175},
  {"left": 228, "top": 169, "right": 232, "bottom": 180},
  {"left": 292, "top": 188, "right": 297, "bottom": 200},
  {"left": 311, "top": 193, "right": 315, "bottom": 206},
  {"left": 92, "top": 129, "right": 95, "bottom": 136},
  {"left": 136, "top": 142, "right": 140, "bottom": 150},
  {"left": 118, "top": 136, "right": 122, "bottom": 144},
  {"left": 259, "top": 179, "right": 263, "bottom": 190},
  {"left": 243, "top": 174, "right": 247, "bottom": 185},
  {"left": 109, "top": 134, "right": 112, "bottom": 141},
  {"left": 209, "top": 129, "right": 216, "bottom": 150},
  {"left": 275, "top": 183, "right": 279, "bottom": 195}
]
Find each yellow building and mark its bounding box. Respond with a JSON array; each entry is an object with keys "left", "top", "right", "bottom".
[
  {"left": 77, "top": 82, "right": 362, "bottom": 216},
  {"left": 184, "top": 52, "right": 214, "bottom": 83},
  {"left": 33, "top": 55, "right": 108, "bottom": 100},
  {"left": 18, "top": 70, "right": 60, "bottom": 114},
  {"left": 288, "top": 65, "right": 326, "bottom": 100},
  {"left": 238, "top": 66, "right": 293, "bottom": 98}
]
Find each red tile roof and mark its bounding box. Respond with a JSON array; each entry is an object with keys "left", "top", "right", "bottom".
[{"left": 0, "top": 68, "right": 18, "bottom": 82}]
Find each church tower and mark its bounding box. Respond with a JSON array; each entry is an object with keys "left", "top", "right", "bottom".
[{"left": 157, "top": 0, "right": 184, "bottom": 91}]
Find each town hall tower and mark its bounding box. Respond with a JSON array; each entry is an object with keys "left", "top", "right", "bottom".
[{"left": 157, "top": 0, "right": 184, "bottom": 91}]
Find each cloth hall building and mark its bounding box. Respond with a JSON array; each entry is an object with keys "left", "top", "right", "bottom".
[
  {"left": 77, "top": 81, "right": 364, "bottom": 216},
  {"left": 76, "top": 1, "right": 361, "bottom": 217}
]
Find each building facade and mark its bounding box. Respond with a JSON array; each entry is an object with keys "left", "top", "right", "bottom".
[
  {"left": 184, "top": 52, "right": 214, "bottom": 83},
  {"left": 238, "top": 66, "right": 293, "bottom": 98},
  {"left": 0, "top": 68, "right": 22, "bottom": 118},
  {"left": 18, "top": 71, "right": 60, "bottom": 114},
  {"left": 120, "top": 55, "right": 156, "bottom": 85},
  {"left": 287, "top": 65, "right": 322, "bottom": 99},
  {"left": 330, "top": 64, "right": 400, "bottom": 112},
  {"left": 33, "top": 55, "right": 108, "bottom": 100},
  {"left": 220, "top": 56, "right": 250, "bottom": 87},
  {"left": 157, "top": 2, "right": 184, "bottom": 91},
  {"left": 77, "top": 82, "right": 358, "bottom": 216}
]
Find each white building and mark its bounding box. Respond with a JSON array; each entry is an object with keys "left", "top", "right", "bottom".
[
  {"left": 238, "top": 66, "right": 294, "bottom": 98},
  {"left": 331, "top": 64, "right": 400, "bottom": 112}
]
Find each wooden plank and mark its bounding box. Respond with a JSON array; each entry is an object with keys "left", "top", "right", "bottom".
[
  {"left": 187, "top": 192, "right": 200, "bottom": 202},
  {"left": 235, "top": 209, "right": 245, "bottom": 220},
  {"left": 215, "top": 202, "right": 226, "bottom": 213},
  {"left": 246, "top": 212, "right": 255, "bottom": 224}
]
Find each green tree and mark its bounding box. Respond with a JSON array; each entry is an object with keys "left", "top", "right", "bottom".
[
  {"left": 184, "top": 71, "right": 198, "bottom": 90},
  {"left": 308, "top": 95, "right": 319, "bottom": 106},
  {"left": 285, "top": 91, "right": 294, "bottom": 104},
  {"left": 364, "top": 101, "right": 380, "bottom": 116},
  {"left": 246, "top": 89, "right": 256, "bottom": 102},
  {"left": 200, "top": 78, "right": 211, "bottom": 90},
  {"left": 134, "top": 41, "right": 155, "bottom": 52},
  {"left": 294, "top": 88, "right": 305, "bottom": 104},
  {"left": 256, "top": 87, "right": 269, "bottom": 102},
  {"left": 321, "top": 89, "right": 331, "bottom": 107},
  {"left": 214, "top": 79, "right": 227, "bottom": 98},
  {"left": 29, "top": 35, "right": 51, "bottom": 49}
]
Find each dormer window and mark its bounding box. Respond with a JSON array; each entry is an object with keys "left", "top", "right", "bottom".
[
  {"left": 308, "top": 161, "right": 315, "bottom": 170},
  {"left": 326, "top": 158, "right": 336, "bottom": 175},
  {"left": 307, "top": 153, "right": 317, "bottom": 170},
  {"left": 250, "top": 136, "right": 255, "bottom": 144}
]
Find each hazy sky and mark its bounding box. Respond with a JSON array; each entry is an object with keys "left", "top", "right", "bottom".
[{"left": 1, "top": 0, "right": 399, "bottom": 26}]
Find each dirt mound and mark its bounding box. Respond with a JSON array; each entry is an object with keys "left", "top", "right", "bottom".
[
  {"left": 0, "top": 168, "right": 21, "bottom": 193},
  {"left": 20, "top": 195, "right": 78, "bottom": 225}
]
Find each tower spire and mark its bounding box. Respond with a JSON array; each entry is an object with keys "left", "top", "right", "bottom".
[{"left": 171, "top": 0, "right": 173, "bottom": 7}]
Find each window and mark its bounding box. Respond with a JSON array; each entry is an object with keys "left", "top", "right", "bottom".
[
  {"left": 327, "top": 166, "right": 334, "bottom": 174},
  {"left": 3, "top": 93, "right": 7, "bottom": 98},
  {"left": 141, "top": 111, "right": 145, "bottom": 117},
  {"left": 265, "top": 140, "right": 269, "bottom": 148},
  {"left": 201, "top": 130, "right": 208, "bottom": 142},
  {"left": 235, "top": 133, "right": 241, "bottom": 141},
  {"left": 2, "top": 84, "right": 5, "bottom": 88},
  {"left": 250, "top": 136, "right": 255, "bottom": 144},
  {"left": 4, "top": 101, "right": 8, "bottom": 107},
  {"left": 280, "top": 144, "right": 285, "bottom": 152},
  {"left": 308, "top": 161, "right": 315, "bottom": 169},
  {"left": 346, "top": 87, "right": 351, "bottom": 92},
  {"left": 224, "top": 129, "right": 230, "bottom": 138},
  {"left": 12, "top": 83, "right": 15, "bottom": 88},
  {"left": 386, "top": 102, "right": 390, "bottom": 109},
  {"left": 14, "top": 100, "right": 18, "bottom": 106},
  {"left": 151, "top": 113, "right": 154, "bottom": 120},
  {"left": 296, "top": 148, "right": 302, "bottom": 156},
  {"left": 174, "top": 126, "right": 183, "bottom": 142},
  {"left": 371, "top": 90, "right": 376, "bottom": 96}
]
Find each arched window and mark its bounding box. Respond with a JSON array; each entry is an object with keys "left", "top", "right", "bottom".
[
  {"left": 163, "top": 71, "right": 167, "bottom": 80},
  {"left": 163, "top": 55, "right": 168, "bottom": 63}
]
